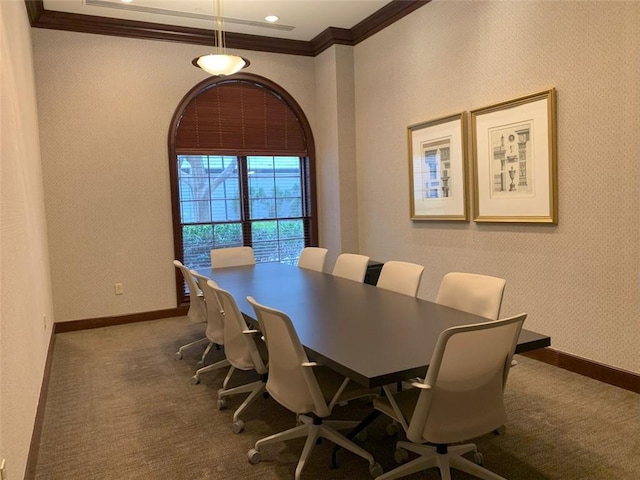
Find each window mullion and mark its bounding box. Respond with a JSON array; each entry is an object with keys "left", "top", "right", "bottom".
[{"left": 237, "top": 156, "right": 252, "bottom": 246}]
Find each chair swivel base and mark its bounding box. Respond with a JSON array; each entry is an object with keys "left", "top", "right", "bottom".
[
  {"left": 190, "top": 358, "right": 230, "bottom": 384},
  {"left": 175, "top": 336, "right": 209, "bottom": 360},
  {"left": 217, "top": 379, "right": 266, "bottom": 433},
  {"left": 376, "top": 442, "right": 503, "bottom": 480},
  {"left": 247, "top": 415, "right": 382, "bottom": 480}
]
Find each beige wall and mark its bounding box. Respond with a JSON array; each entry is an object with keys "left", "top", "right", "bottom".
[
  {"left": 32, "top": 1, "right": 640, "bottom": 375},
  {"left": 3, "top": 1, "right": 639, "bottom": 474},
  {"left": 354, "top": 0, "right": 640, "bottom": 373},
  {"left": 0, "top": 1, "right": 54, "bottom": 478},
  {"left": 29, "top": 0, "right": 640, "bottom": 381},
  {"left": 32, "top": 30, "right": 317, "bottom": 322},
  {"left": 314, "top": 45, "right": 360, "bottom": 268}
]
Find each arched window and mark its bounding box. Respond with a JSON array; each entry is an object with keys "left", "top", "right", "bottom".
[{"left": 168, "top": 73, "right": 318, "bottom": 304}]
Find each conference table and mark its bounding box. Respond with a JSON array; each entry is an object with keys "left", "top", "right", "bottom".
[{"left": 197, "top": 262, "right": 551, "bottom": 389}]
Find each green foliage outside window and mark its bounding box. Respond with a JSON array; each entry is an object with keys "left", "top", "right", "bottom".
[
  {"left": 179, "top": 155, "right": 308, "bottom": 269},
  {"left": 183, "top": 220, "right": 304, "bottom": 268}
]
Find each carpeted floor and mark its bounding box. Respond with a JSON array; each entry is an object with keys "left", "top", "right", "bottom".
[{"left": 34, "top": 316, "right": 640, "bottom": 479}]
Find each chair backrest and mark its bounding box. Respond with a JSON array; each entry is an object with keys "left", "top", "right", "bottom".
[
  {"left": 331, "top": 253, "right": 370, "bottom": 282},
  {"left": 407, "top": 313, "right": 527, "bottom": 445},
  {"left": 435, "top": 272, "right": 506, "bottom": 320},
  {"left": 376, "top": 261, "right": 425, "bottom": 297},
  {"left": 208, "top": 282, "right": 267, "bottom": 374},
  {"left": 190, "top": 271, "right": 225, "bottom": 345},
  {"left": 173, "top": 260, "right": 206, "bottom": 323},
  {"left": 297, "top": 247, "right": 329, "bottom": 273},
  {"left": 210, "top": 246, "right": 256, "bottom": 269},
  {"left": 246, "top": 296, "right": 330, "bottom": 418}
]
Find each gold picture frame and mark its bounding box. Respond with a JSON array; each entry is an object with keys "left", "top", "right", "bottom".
[
  {"left": 471, "top": 89, "right": 558, "bottom": 223},
  {"left": 408, "top": 113, "right": 468, "bottom": 221}
]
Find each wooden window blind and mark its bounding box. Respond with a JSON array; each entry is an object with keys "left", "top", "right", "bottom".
[{"left": 175, "top": 80, "right": 308, "bottom": 156}]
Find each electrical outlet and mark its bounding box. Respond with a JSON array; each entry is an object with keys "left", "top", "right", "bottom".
[{"left": 114, "top": 283, "right": 123, "bottom": 295}]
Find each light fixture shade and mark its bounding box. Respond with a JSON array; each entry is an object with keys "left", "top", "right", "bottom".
[{"left": 193, "top": 54, "right": 249, "bottom": 76}]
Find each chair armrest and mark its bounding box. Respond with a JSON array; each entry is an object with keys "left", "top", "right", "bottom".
[{"left": 410, "top": 382, "right": 432, "bottom": 390}]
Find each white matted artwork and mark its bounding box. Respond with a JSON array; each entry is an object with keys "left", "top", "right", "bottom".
[
  {"left": 408, "top": 113, "right": 468, "bottom": 221},
  {"left": 471, "top": 89, "right": 558, "bottom": 223}
]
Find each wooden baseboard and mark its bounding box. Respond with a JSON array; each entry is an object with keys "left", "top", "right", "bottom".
[
  {"left": 53, "top": 307, "right": 188, "bottom": 333},
  {"left": 24, "top": 329, "right": 56, "bottom": 480},
  {"left": 521, "top": 348, "right": 640, "bottom": 394}
]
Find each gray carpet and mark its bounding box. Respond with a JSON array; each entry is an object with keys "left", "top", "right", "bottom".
[{"left": 34, "top": 316, "right": 640, "bottom": 479}]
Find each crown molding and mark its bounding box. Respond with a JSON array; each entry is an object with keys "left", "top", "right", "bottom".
[{"left": 24, "top": 0, "right": 431, "bottom": 57}]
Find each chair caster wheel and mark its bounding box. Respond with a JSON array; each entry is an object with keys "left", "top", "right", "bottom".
[
  {"left": 355, "top": 429, "right": 368, "bottom": 442},
  {"left": 369, "top": 462, "right": 383, "bottom": 478},
  {"left": 217, "top": 398, "right": 227, "bottom": 410},
  {"left": 174, "top": 352, "right": 183, "bottom": 360},
  {"left": 474, "top": 452, "right": 484, "bottom": 466},
  {"left": 190, "top": 376, "right": 200, "bottom": 385},
  {"left": 231, "top": 420, "right": 245, "bottom": 434},
  {"left": 247, "top": 448, "right": 261, "bottom": 464},
  {"left": 386, "top": 422, "right": 400, "bottom": 436},
  {"left": 394, "top": 447, "right": 409, "bottom": 465}
]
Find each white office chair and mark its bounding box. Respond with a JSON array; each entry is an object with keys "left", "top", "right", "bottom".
[
  {"left": 297, "top": 247, "right": 329, "bottom": 273},
  {"left": 435, "top": 271, "right": 517, "bottom": 403},
  {"left": 173, "top": 260, "right": 206, "bottom": 324},
  {"left": 208, "top": 282, "right": 268, "bottom": 433},
  {"left": 173, "top": 260, "right": 208, "bottom": 360},
  {"left": 246, "top": 297, "right": 383, "bottom": 479},
  {"left": 210, "top": 246, "right": 256, "bottom": 268},
  {"left": 332, "top": 253, "right": 370, "bottom": 282},
  {"left": 189, "top": 271, "right": 229, "bottom": 383},
  {"left": 435, "top": 272, "right": 506, "bottom": 320},
  {"left": 373, "top": 313, "right": 527, "bottom": 480},
  {"left": 376, "top": 261, "right": 426, "bottom": 395},
  {"left": 376, "top": 261, "right": 425, "bottom": 297}
]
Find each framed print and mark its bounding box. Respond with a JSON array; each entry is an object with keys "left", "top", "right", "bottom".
[
  {"left": 471, "top": 89, "right": 558, "bottom": 223},
  {"left": 408, "top": 113, "right": 468, "bottom": 221}
]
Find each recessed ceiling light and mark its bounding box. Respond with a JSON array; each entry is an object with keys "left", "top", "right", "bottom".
[
  {"left": 265, "top": 15, "right": 279, "bottom": 23},
  {"left": 121, "top": 0, "right": 134, "bottom": 3}
]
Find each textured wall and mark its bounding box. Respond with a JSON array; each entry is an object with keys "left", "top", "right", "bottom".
[
  {"left": 0, "top": 1, "right": 54, "bottom": 478},
  {"left": 314, "top": 47, "right": 342, "bottom": 263},
  {"left": 30, "top": 1, "right": 640, "bottom": 376},
  {"left": 354, "top": 0, "right": 640, "bottom": 373},
  {"left": 314, "top": 45, "right": 360, "bottom": 268},
  {"left": 32, "top": 30, "right": 316, "bottom": 322}
]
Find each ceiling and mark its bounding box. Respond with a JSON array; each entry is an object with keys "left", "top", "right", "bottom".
[
  {"left": 43, "top": 0, "right": 394, "bottom": 41},
  {"left": 30, "top": 0, "right": 429, "bottom": 56}
]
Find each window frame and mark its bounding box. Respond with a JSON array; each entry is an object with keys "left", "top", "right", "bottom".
[{"left": 168, "top": 74, "right": 318, "bottom": 306}]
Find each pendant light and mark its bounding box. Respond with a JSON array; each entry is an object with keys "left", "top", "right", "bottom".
[{"left": 193, "top": 0, "right": 250, "bottom": 76}]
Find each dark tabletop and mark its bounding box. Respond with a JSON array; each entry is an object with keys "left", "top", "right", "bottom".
[{"left": 197, "top": 263, "right": 550, "bottom": 388}]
